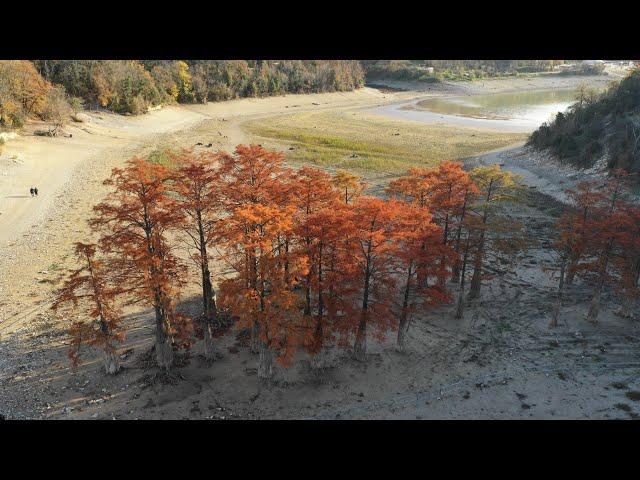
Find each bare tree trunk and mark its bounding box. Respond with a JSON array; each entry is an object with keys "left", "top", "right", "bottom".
[
  {"left": 250, "top": 320, "right": 261, "bottom": 354},
  {"left": 550, "top": 256, "right": 566, "bottom": 328},
  {"left": 397, "top": 312, "right": 409, "bottom": 352},
  {"left": 396, "top": 265, "right": 412, "bottom": 351},
  {"left": 203, "top": 322, "right": 215, "bottom": 360},
  {"left": 202, "top": 269, "right": 218, "bottom": 360},
  {"left": 455, "top": 232, "right": 471, "bottom": 320},
  {"left": 437, "top": 215, "right": 449, "bottom": 287},
  {"left": 103, "top": 348, "right": 120, "bottom": 375},
  {"left": 586, "top": 290, "right": 601, "bottom": 324},
  {"left": 353, "top": 314, "right": 367, "bottom": 361},
  {"left": 354, "top": 239, "right": 372, "bottom": 361},
  {"left": 310, "top": 346, "right": 326, "bottom": 370},
  {"left": 451, "top": 193, "right": 469, "bottom": 284},
  {"left": 587, "top": 241, "right": 613, "bottom": 324},
  {"left": 565, "top": 256, "right": 578, "bottom": 286},
  {"left": 468, "top": 244, "right": 483, "bottom": 299},
  {"left": 469, "top": 182, "right": 492, "bottom": 299},
  {"left": 155, "top": 319, "right": 173, "bottom": 371},
  {"left": 451, "top": 263, "right": 461, "bottom": 284},
  {"left": 455, "top": 288, "right": 465, "bottom": 319},
  {"left": 258, "top": 341, "right": 273, "bottom": 381},
  {"left": 618, "top": 294, "right": 636, "bottom": 319}
]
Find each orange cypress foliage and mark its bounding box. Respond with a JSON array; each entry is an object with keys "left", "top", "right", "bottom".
[
  {"left": 425, "top": 161, "right": 479, "bottom": 285},
  {"left": 291, "top": 166, "right": 340, "bottom": 317},
  {"left": 346, "top": 196, "right": 403, "bottom": 361},
  {"left": 218, "top": 203, "right": 310, "bottom": 381},
  {"left": 217, "top": 144, "right": 291, "bottom": 209},
  {"left": 216, "top": 145, "right": 297, "bottom": 353},
  {"left": 387, "top": 162, "right": 479, "bottom": 285},
  {"left": 579, "top": 170, "right": 634, "bottom": 323},
  {"left": 562, "top": 180, "right": 605, "bottom": 286},
  {"left": 393, "top": 202, "right": 454, "bottom": 350},
  {"left": 554, "top": 171, "right": 639, "bottom": 325},
  {"left": 549, "top": 179, "right": 606, "bottom": 327},
  {"left": 169, "top": 149, "right": 223, "bottom": 360},
  {"left": 614, "top": 205, "right": 640, "bottom": 318},
  {"left": 51, "top": 242, "right": 124, "bottom": 374},
  {"left": 332, "top": 169, "right": 366, "bottom": 205},
  {"left": 387, "top": 167, "right": 431, "bottom": 207},
  {"left": 300, "top": 201, "right": 357, "bottom": 360},
  {"left": 467, "top": 165, "right": 522, "bottom": 299},
  {"left": 91, "top": 157, "right": 191, "bottom": 371}
]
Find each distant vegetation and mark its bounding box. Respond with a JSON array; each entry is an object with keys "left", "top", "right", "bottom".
[
  {"left": 556, "top": 62, "right": 606, "bottom": 76},
  {"left": 362, "top": 60, "right": 566, "bottom": 83},
  {"left": 0, "top": 60, "right": 71, "bottom": 131},
  {"left": 529, "top": 69, "right": 640, "bottom": 174},
  {"left": 33, "top": 60, "right": 364, "bottom": 115},
  {"left": 0, "top": 60, "right": 365, "bottom": 127}
]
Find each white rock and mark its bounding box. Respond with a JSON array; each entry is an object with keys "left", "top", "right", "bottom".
[{"left": 71, "top": 112, "right": 91, "bottom": 123}]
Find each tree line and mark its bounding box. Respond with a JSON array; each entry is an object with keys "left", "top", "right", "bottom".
[
  {"left": 0, "top": 60, "right": 75, "bottom": 131},
  {"left": 33, "top": 60, "right": 365, "bottom": 115},
  {"left": 550, "top": 170, "right": 640, "bottom": 327},
  {"left": 362, "top": 60, "right": 566, "bottom": 83},
  {"left": 51, "top": 146, "right": 640, "bottom": 382},
  {"left": 1, "top": 60, "right": 364, "bottom": 124}
]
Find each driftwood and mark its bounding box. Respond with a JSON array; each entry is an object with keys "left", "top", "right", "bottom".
[{"left": 34, "top": 125, "right": 62, "bottom": 137}]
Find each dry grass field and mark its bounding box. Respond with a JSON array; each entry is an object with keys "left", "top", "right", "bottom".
[{"left": 245, "top": 110, "right": 527, "bottom": 174}]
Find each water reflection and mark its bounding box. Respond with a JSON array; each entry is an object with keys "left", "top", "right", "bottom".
[{"left": 372, "top": 89, "right": 579, "bottom": 132}]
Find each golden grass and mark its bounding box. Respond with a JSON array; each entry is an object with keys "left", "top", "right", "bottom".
[{"left": 244, "top": 110, "right": 527, "bottom": 174}]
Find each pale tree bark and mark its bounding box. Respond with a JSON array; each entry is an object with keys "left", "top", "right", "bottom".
[
  {"left": 258, "top": 341, "right": 274, "bottom": 381},
  {"left": 396, "top": 264, "right": 413, "bottom": 351},
  {"left": 455, "top": 231, "right": 471, "bottom": 320},
  {"left": 550, "top": 254, "right": 567, "bottom": 328},
  {"left": 354, "top": 239, "right": 372, "bottom": 361},
  {"left": 353, "top": 313, "right": 367, "bottom": 361},
  {"left": 250, "top": 321, "right": 261, "bottom": 354},
  {"left": 468, "top": 180, "right": 492, "bottom": 299},
  {"left": 587, "top": 240, "right": 613, "bottom": 324},
  {"left": 103, "top": 346, "right": 120, "bottom": 375},
  {"left": 155, "top": 321, "right": 174, "bottom": 371}
]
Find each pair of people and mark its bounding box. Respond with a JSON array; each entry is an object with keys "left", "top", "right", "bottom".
[{"left": 30, "top": 187, "right": 39, "bottom": 197}]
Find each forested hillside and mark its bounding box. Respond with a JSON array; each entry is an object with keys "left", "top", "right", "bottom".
[
  {"left": 362, "top": 60, "right": 566, "bottom": 82},
  {"left": 0, "top": 60, "right": 365, "bottom": 127},
  {"left": 529, "top": 69, "right": 640, "bottom": 174},
  {"left": 0, "top": 60, "right": 73, "bottom": 130},
  {"left": 34, "top": 60, "right": 364, "bottom": 114}
]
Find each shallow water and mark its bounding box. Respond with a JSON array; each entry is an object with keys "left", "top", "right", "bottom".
[{"left": 372, "top": 89, "right": 578, "bottom": 133}]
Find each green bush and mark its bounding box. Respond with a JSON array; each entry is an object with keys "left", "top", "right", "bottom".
[{"left": 529, "top": 69, "right": 640, "bottom": 174}]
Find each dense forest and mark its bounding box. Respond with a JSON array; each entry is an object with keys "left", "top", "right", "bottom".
[
  {"left": 362, "top": 60, "right": 569, "bottom": 82},
  {"left": 529, "top": 69, "right": 640, "bottom": 174},
  {"left": 34, "top": 60, "right": 364, "bottom": 113},
  {"left": 0, "top": 60, "right": 364, "bottom": 125}
]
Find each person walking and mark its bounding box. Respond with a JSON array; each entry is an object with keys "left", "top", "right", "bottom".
[
  {"left": 34, "top": 187, "right": 38, "bottom": 197},
  {"left": 30, "top": 187, "right": 34, "bottom": 197}
]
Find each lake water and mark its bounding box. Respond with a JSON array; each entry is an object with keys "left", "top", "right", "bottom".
[{"left": 372, "top": 89, "right": 578, "bottom": 132}]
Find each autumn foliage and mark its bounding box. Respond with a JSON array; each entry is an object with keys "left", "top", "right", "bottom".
[
  {"left": 553, "top": 170, "right": 640, "bottom": 325},
  {"left": 51, "top": 242, "right": 124, "bottom": 374},
  {"left": 54, "top": 144, "right": 640, "bottom": 385}
]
